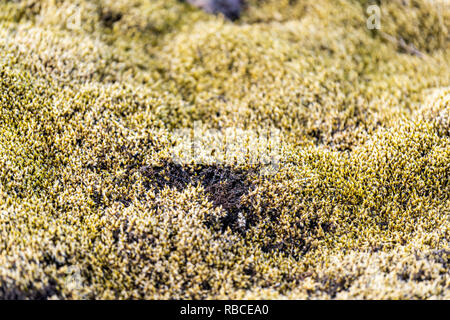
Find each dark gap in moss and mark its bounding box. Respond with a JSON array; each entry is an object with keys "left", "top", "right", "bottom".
[
  {"left": 426, "top": 249, "right": 449, "bottom": 271},
  {"left": 260, "top": 235, "right": 311, "bottom": 260},
  {"left": 99, "top": 8, "right": 123, "bottom": 28},
  {"left": 243, "top": 264, "right": 256, "bottom": 277},
  {"left": 90, "top": 187, "right": 103, "bottom": 209},
  {"left": 318, "top": 275, "right": 354, "bottom": 299},
  {"left": 397, "top": 266, "right": 410, "bottom": 282},
  {"left": 200, "top": 280, "right": 212, "bottom": 291},
  {"left": 140, "top": 160, "right": 257, "bottom": 232},
  {"left": 0, "top": 278, "right": 61, "bottom": 300},
  {"left": 412, "top": 269, "right": 433, "bottom": 282}
]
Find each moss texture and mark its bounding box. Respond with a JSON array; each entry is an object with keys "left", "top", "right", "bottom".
[{"left": 0, "top": 0, "right": 449, "bottom": 299}]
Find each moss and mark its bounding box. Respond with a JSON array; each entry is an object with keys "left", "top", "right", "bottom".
[{"left": 0, "top": 0, "right": 449, "bottom": 299}]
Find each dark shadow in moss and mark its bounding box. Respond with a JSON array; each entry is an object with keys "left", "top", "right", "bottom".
[
  {"left": 426, "top": 249, "right": 449, "bottom": 271},
  {"left": 0, "top": 278, "right": 60, "bottom": 300},
  {"left": 140, "top": 161, "right": 257, "bottom": 232},
  {"left": 139, "top": 161, "right": 331, "bottom": 259},
  {"left": 99, "top": 8, "right": 123, "bottom": 28},
  {"left": 318, "top": 275, "right": 354, "bottom": 299}
]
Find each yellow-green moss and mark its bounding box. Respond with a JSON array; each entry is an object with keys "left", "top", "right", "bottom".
[{"left": 0, "top": 0, "right": 448, "bottom": 299}]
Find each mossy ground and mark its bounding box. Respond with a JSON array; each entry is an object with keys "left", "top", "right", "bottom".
[{"left": 0, "top": 0, "right": 449, "bottom": 299}]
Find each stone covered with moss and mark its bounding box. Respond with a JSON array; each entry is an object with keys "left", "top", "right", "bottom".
[{"left": 0, "top": 0, "right": 448, "bottom": 299}]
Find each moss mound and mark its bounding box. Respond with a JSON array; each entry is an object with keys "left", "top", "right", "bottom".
[{"left": 0, "top": 0, "right": 449, "bottom": 299}]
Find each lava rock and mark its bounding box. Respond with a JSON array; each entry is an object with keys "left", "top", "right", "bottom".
[{"left": 184, "top": 0, "right": 243, "bottom": 20}]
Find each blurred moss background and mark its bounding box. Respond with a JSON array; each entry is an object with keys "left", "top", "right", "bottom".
[{"left": 0, "top": 0, "right": 448, "bottom": 299}]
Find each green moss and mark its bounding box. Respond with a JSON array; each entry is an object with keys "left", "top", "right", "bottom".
[{"left": 0, "top": 0, "right": 449, "bottom": 299}]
